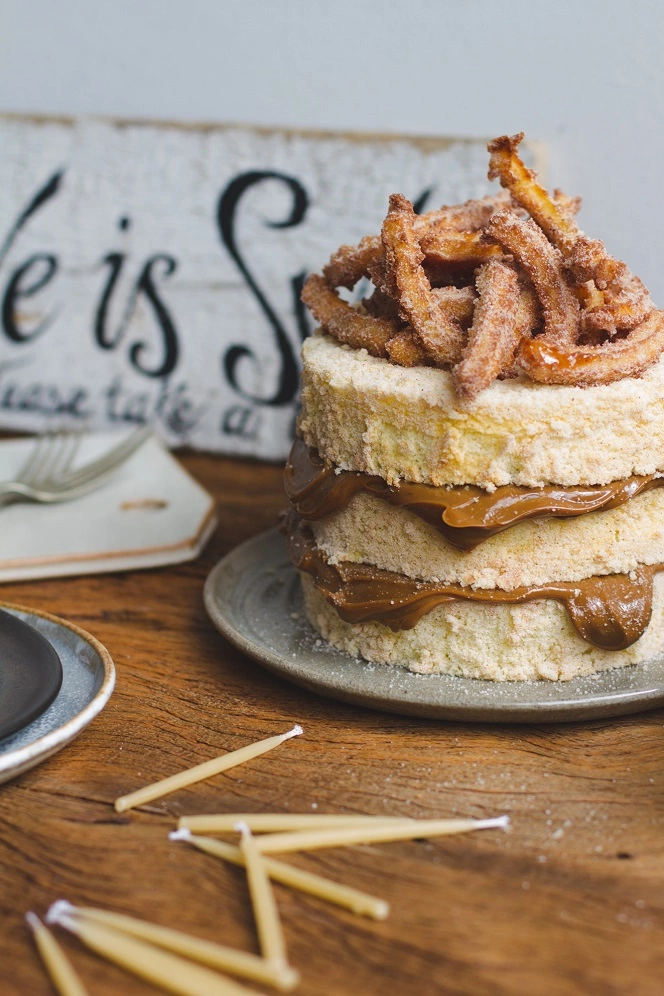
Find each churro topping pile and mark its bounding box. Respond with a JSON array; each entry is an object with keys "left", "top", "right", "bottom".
[{"left": 301, "top": 132, "right": 661, "bottom": 399}]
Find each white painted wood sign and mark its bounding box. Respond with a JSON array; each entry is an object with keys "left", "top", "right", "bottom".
[{"left": 0, "top": 116, "right": 528, "bottom": 459}]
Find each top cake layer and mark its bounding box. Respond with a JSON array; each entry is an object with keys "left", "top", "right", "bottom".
[{"left": 299, "top": 333, "right": 664, "bottom": 488}]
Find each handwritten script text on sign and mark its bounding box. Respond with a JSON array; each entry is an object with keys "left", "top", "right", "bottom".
[{"left": 0, "top": 118, "right": 517, "bottom": 457}]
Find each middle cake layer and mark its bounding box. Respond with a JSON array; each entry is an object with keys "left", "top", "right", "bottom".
[
  {"left": 286, "top": 438, "right": 664, "bottom": 589},
  {"left": 310, "top": 490, "right": 664, "bottom": 590}
]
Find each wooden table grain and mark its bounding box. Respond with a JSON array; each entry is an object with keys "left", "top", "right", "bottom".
[{"left": 1, "top": 453, "right": 662, "bottom": 996}]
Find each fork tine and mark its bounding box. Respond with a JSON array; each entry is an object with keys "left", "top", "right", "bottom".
[
  {"left": 32, "top": 431, "right": 70, "bottom": 487},
  {"left": 54, "top": 426, "right": 153, "bottom": 490},
  {"left": 62, "top": 430, "right": 83, "bottom": 477},
  {"left": 17, "top": 432, "right": 53, "bottom": 486},
  {"left": 39, "top": 431, "right": 69, "bottom": 483},
  {"left": 50, "top": 430, "right": 82, "bottom": 481}
]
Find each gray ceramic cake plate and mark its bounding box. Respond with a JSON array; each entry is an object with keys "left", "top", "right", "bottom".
[
  {"left": 0, "top": 603, "right": 115, "bottom": 784},
  {"left": 204, "top": 529, "right": 664, "bottom": 724}
]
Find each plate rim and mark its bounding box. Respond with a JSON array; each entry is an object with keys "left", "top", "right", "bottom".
[
  {"left": 0, "top": 601, "right": 116, "bottom": 780},
  {"left": 204, "top": 529, "right": 664, "bottom": 724}
]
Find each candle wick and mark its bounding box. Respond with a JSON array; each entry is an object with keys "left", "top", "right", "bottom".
[
  {"left": 476, "top": 815, "right": 510, "bottom": 830},
  {"left": 168, "top": 828, "right": 192, "bottom": 841},
  {"left": 285, "top": 724, "right": 304, "bottom": 739},
  {"left": 25, "top": 912, "right": 40, "bottom": 929},
  {"left": 46, "top": 908, "right": 80, "bottom": 934},
  {"left": 45, "top": 900, "right": 76, "bottom": 925},
  {"left": 235, "top": 820, "right": 250, "bottom": 836}
]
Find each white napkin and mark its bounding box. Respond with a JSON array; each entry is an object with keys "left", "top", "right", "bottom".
[{"left": 0, "top": 432, "right": 216, "bottom": 581}]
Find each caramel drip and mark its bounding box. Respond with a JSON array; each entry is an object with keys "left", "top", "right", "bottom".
[
  {"left": 283, "top": 513, "right": 661, "bottom": 651},
  {"left": 284, "top": 438, "right": 664, "bottom": 551}
]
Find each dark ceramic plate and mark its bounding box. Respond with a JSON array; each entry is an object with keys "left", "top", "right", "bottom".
[
  {"left": 0, "top": 603, "right": 115, "bottom": 784},
  {"left": 0, "top": 608, "right": 62, "bottom": 739},
  {"left": 204, "top": 529, "right": 664, "bottom": 724}
]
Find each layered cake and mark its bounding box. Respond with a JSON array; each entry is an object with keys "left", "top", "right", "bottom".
[{"left": 283, "top": 133, "right": 664, "bottom": 681}]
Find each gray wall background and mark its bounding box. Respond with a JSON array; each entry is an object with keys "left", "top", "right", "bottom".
[{"left": 0, "top": 0, "right": 662, "bottom": 299}]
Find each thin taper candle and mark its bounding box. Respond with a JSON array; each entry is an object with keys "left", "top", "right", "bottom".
[
  {"left": 114, "top": 725, "right": 302, "bottom": 813},
  {"left": 26, "top": 913, "right": 89, "bottom": 996},
  {"left": 169, "top": 830, "right": 389, "bottom": 920},
  {"left": 47, "top": 901, "right": 298, "bottom": 992},
  {"left": 178, "top": 813, "right": 411, "bottom": 834},
  {"left": 252, "top": 816, "right": 510, "bottom": 854},
  {"left": 237, "top": 823, "right": 289, "bottom": 971},
  {"left": 47, "top": 906, "right": 265, "bottom": 996}
]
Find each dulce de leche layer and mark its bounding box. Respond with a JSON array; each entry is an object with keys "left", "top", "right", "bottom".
[
  {"left": 283, "top": 513, "right": 663, "bottom": 651},
  {"left": 284, "top": 438, "right": 664, "bottom": 551}
]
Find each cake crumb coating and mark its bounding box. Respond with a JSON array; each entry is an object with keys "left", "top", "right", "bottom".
[
  {"left": 302, "top": 574, "right": 664, "bottom": 682},
  {"left": 299, "top": 334, "right": 664, "bottom": 489}
]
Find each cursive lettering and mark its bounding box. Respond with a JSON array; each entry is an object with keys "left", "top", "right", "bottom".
[
  {"left": 221, "top": 403, "right": 261, "bottom": 440},
  {"left": 2, "top": 253, "right": 59, "bottom": 342},
  {"left": 0, "top": 360, "right": 90, "bottom": 418},
  {"left": 0, "top": 171, "right": 63, "bottom": 343},
  {"left": 217, "top": 170, "right": 309, "bottom": 407},
  {"left": 105, "top": 376, "right": 204, "bottom": 436}
]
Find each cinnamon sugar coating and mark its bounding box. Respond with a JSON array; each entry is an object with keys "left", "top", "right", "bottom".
[{"left": 302, "top": 132, "right": 659, "bottom": 397}]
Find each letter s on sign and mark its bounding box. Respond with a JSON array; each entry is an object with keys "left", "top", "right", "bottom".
[{"left": 217, "top": 170, "right": 309, "bottom": 408}]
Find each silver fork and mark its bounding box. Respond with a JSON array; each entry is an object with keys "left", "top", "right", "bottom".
[{"left": 0, "top": 426, "right": 153, "bottom": 506}]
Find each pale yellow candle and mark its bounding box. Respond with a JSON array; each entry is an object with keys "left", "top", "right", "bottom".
[
  {"left": 237, "top": 823, "right": 289, "bottom": 971},
  {"left": 252, "top": 815, "right": 510, "bottom": 854},
  {"left": 47, "top": 906, "right": 265, "bottom": 996},
  {"left": 26, "top": 913, "right": 89, "bottom": 996},
  {"left": 114, "top": 725, "right": 302, "bottom": 813},
  {"left": 47, "top": 901, "right": 298, "bottom": 992},
  {"left": 170, "top": 830, "right": 389, "bottom": 920},
  {"left": 178, "top": 813, "right": 411, "bottom": 834}
]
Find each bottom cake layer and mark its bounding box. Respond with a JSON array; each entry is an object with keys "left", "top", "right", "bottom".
[{"left": 300, "top": 573, "right": 664, "bottom": 682}]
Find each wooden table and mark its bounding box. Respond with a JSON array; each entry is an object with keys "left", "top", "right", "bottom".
[{"left": 1, "top": 453, "right": 662, "bottom": 996}]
